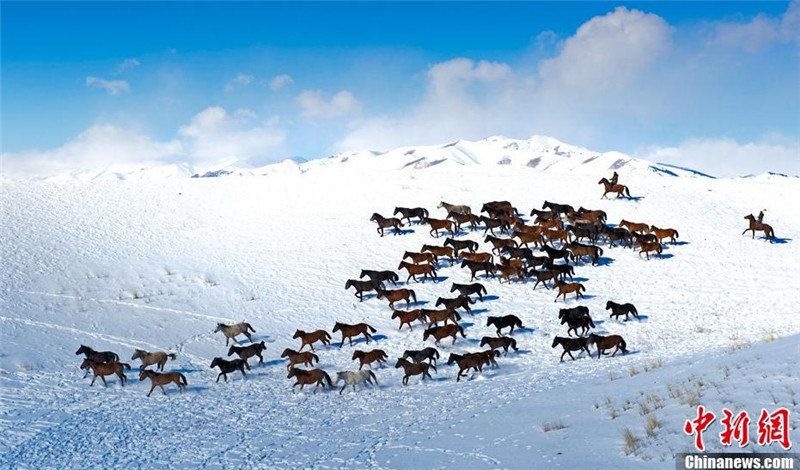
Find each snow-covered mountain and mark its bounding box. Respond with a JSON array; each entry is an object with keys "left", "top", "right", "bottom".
[{"left": 39, "top": 135, "right": 711, "bottom": 182}]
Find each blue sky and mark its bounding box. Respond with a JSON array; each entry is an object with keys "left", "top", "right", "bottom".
[{"left": 2, "top": 2, "right": 798, "bottom": 176}]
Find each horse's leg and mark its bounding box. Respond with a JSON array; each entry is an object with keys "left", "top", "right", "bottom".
[
  {"left": 340, "top": 383, "right": 347, "bottom": 395},
  {"left": 567, "top": 351, "right": 576, "bottom": 361},
  {"left": 101, "top": 375, "right": 108, "bottom": 387},
  {"left": 148, "top": 384, "right": 155, "bottom": 397},
  {"left": 161, "top": 385, "right": 167, "bottom": 395}
]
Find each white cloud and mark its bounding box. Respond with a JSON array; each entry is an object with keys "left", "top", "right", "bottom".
[
  {"left": 269, "top": 74, "right": 294, "bottom": 90},
  {"left": 117, "top": 58, "right": 141, "bottom": 72},
  {"left": 708, "top": 1, "right": 800, "bottom": 51},
  {"left": 297, "top": 90, "right": 360, "bottom": 118},
  {"left": 3, "top": 107, "right": 287, "bottom": 176},
  {"left": 178, "top": 106, "right": 286, "bottom": 164},
  {"left": 85, "top": 76, "right": 130, "bottom": 95},
  {"left": 539, "top": 7, "right": 672, "bottom": 91},
  {"left": 2, "top": 124, "right": 182, "bottom": 176},
  {"left": 224, "top": 73, "right": 256, "bottom": 92},
  {"left": 638, "top": 138, "right": 800, "bottom": 177}
]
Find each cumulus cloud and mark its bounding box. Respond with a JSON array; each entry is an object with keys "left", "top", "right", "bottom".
[
  {"left": 638, "top": 138, "right": 800, "bottom": 177},
  {"left": 297, "top": 90, "right": 360, "bottom": 118},
  {"left": 2, "top": 107, "right": 287, "bottom": 176},
  {"left": 85, "top": 76, "right": 130, "bottom": 95},
  {"left": 539, "top": 7, "right": 672, "bottom": 91},
  {"left": 269, "top": 74, "right": 294, "bottom": 90},
  {"left": 224, "top": 73, "right": 256, "bottom": 92},
  {"left": 117, "top": 58, "right": 141, "bottom": 72}
]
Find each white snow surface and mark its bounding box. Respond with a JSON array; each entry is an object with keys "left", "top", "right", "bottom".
[{"left": 1, "top": 157, "right": 799, "bottom": 469}]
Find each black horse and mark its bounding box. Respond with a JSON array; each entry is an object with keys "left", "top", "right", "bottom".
[
  {"left": 359, "top": 270, "right": 398, "bottom": 287},
  {"left": 394, "top": 207, "right": 429, "bottom": 225},
  {"left": 75, "top": 345, "right": 119, "bottom": 364},
  {"left": 210, "top": 357, "right": 250, "bottom": 383},
  {"left": 528, "top": 268, "right": 558, "bottom": 290},
  {"left": 542, "top": 200, "right": 575, "bottom": 216},
  {"left": 501, "top": 246, "right": 534, "bottom": 262},
  {"left": 444, "top": 237, "right": 479, "bottom": 256},
  {"left": 450, "top": 282, "right": 488, "bottom": 301},
  {"left": 345, "top": 279, "right": 382, "bottom": 301},
  {"left": 540, "top": 245, "right": 571, "bottom": 263},
  {"left": 548, "top": 263, "right": 575, "bottom": 281},
  {"left": 460, "top": 260, "right": 496, "bottom": 281},
  {"left": 606, "top": 301, "right": 640, "bottom": 321},
  {"left": 402, "top": 347, "right": 440, "bottom": 366},
  {"left": 558, "top": 305, "right": 590, "bottom": 321},
  {"left": 560, "top": 314, "right": 595, "bottom": 337},
  {"left": 551, "top": 336, "right": 591, "bottom": 362},
  {"left": 435, "top": 295, "right": 475, "bottom": 315},
  {"left": 486, "top": 315, "right": 523, "bottom": 336},
  {"left": 480, "top": 336, "right": 519, "bottom": 355}
]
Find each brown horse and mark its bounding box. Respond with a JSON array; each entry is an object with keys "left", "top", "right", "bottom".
[
  {"left": 619, "top": 219, "right": 650, "bottom": 235},
  {"left": 424, "top": 217, "right": 456, "bottom": 238},
  {"left": 376, "top": 288, "right": 417, "bottom": 308},
  {"left": 228, "top": 341, "right": 267, "bottom": 366},
  {"left": 391, "top": 309, "right": 425, "bottom": 331},
  {"left": 743, "top": 214, "right": 775, "bottom": 243},
  {"left": 394, "top": 358, "right": 435, "bottom": 385},
  {"left": 293, "top": 329, "right": 332, "bottom": 351},
  {"left": 287, "top": 367, "right": 333, "bottom": 392},
  {"left": 398, "top": 261, "right": 438, "bottom": 283},
  {"left": 495, "top": 262, "right": 525, "bottom": 283},
  {"left": 352, "top": 349, "right": 389, "bottom": 370},
  {"left": 139, "top": 370, "right": 187, "bottom": 397},
  {"left": 542, "top": 229, "right": 570, "bottom": 247},
  {"left": 423, "top": 324, "right": 466, "bottom": 345},
  {"left": 587, "top": 334, "right": 628, "bottom": 357},
  {"left": 598, "top": 178, "right": 631, "bottom": 199},
  {"left": 447, "top": 211, "right": 478, "bottom": 232},
  {"left": 421, "top": 308, "right": 461, "bottom": 326},
  {"left": 512, "top": 229, "right": 543, "bottom": 248},
  {"left": 280, "top": 348, "right": 319, "bottom": 370},
  {"left": 537, "top": 219, "right": 564, "bottom": 230},
  {"left": 332, "top": 322, "right": 377, "bottom": 347},
  {"left": 403, "top": 251, "right": 435, "bottom": 264},
  {"left": 554, "top": 280, "right": 586, "bottom": 302},
  {"left": 421, "top": 244, "right": 455, "bottom": 265},
  {"left": 131, "top": 349, "right": 177, "bottom": 372},
  {"left": 480, "top": 336, "right": 519, "bottom": 355},
  {"left": 639, "top": 241, "right": 663, "bottom": 260},
  {"left": 566, "top": 242, "right": 603, "bottom": 265},
  {"left": 447, "top": 353, "right": 490, "bottom": 381},
  {"left": 459, "top": 251, "right": 494, "bottom": 264},
  {"left": 650, "top": 226, "right": 679, "bottom": 244},
  {"left": 80, "top": 359, "right": 130, "bottom": 387},
  {"left": 485, "top": 235, "right": 518, "bottom": 254},
  {"left": 370, "top": 213, "right": 403, "bottom": 236}
]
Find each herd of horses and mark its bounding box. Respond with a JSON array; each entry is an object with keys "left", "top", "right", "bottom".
[{"left": 73, "top": 178, "right": 778, "bottom": 395}]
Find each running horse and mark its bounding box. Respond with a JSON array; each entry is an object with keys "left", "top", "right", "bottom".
[
  {"left": 598, "top": 178, "right": 631, "bottom": 199},
  {"left": 742, "top": 214, "right": 775, "bottom": 243},
  {"left": 370, "top": 213, "right": 404, "bottom": 237}
]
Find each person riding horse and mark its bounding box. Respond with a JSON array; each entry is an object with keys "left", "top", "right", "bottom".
[
  {"left": 757, "top": 209, "right": 765, "bottom": 223},
  {"left": 609, "top": 171, "right": 619, "bottom": 185}
]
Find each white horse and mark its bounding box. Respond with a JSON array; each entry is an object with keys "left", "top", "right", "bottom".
[
  {"left": 438, "top": 201, "right": 472, "bottom": 216},
  {"left": 334, "top": 370, "right": 378, "bottom": 394}
]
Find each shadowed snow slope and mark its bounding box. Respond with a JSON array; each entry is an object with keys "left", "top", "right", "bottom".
[{"left": 1, "top": 162, "right": 798, "bottom": 468}]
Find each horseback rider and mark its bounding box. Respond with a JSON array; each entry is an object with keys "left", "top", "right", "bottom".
[
  {"left": 609, "top": 171, "right": 619, "bottom": 185},
  {"left": 757, "top": 209, "right": 766, "bottom": 223}
]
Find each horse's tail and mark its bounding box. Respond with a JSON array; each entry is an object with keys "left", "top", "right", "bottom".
[
  {"left": 674, "top": 230, "right": 679, "bottom": 239},
  {"left": 588, "top": 316, "right": 596, "bottom": 328},
  {"left": 423, "top": 208, "right": 429, "bottom": 218},
  {"left": 368, "top": 370, "right": 378, "bottom": 386},
  {"left": 366, "top": 324, "right": 377, "bottom": 333},
  {"left": 598, "top": 247, "right": 604, "bottom": 256},
  {"left": 480, "top": 284, "right": 488, "bottom": 294},
  {"left": 112, "top": 353, "right": 120, "bottom": 362},
  {"left": 121, "top": 363, "right": 131, "bottom": 370},
  {"left": 311, "top": 353, "right": 320, "bottom": 364},
  {"left": 579, "top": 284, "right": 586, "bottom": 292},
  {"left": 410, "top": 290, "right": 417, "bottom": 303},
  {"left": 324, "top": 331, "right": 332, "bottom": 340},
  {"left": 624, "top": 186, "right": 631, "bottom": 198},
  {"left": 515, "top": 317, "right": 523, "bottom": 328},
  {"left": 179, "top": 373, "right": 188, "bottom": 386},
  {"left": 323, "top": 371, "right": 333, "bottom": 387},
  {"left": 167, "top": 353, "right": 177, "bottom": 361},
  {"left": 245, "top": 323, "right": 256, "bottom": 333},
  {"left": 631, "top": 305, "right": 639, "bottom": 315},
  {"left": 510, "top": 338, "right": 519, "bottom": 351},
  {"left": 619, "top": 338, "right": 628, "bottom": 353},
  {"left": 458, "top": 325, "right": 466, "bottom": 338}
]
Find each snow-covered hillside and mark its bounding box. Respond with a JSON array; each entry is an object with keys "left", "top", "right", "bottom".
[
  {"left": 33, "top": 135, "right": 719, "bottom": 182},
  {"left": 1, "top": 156, "right": 799, "bottom": 468}
]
